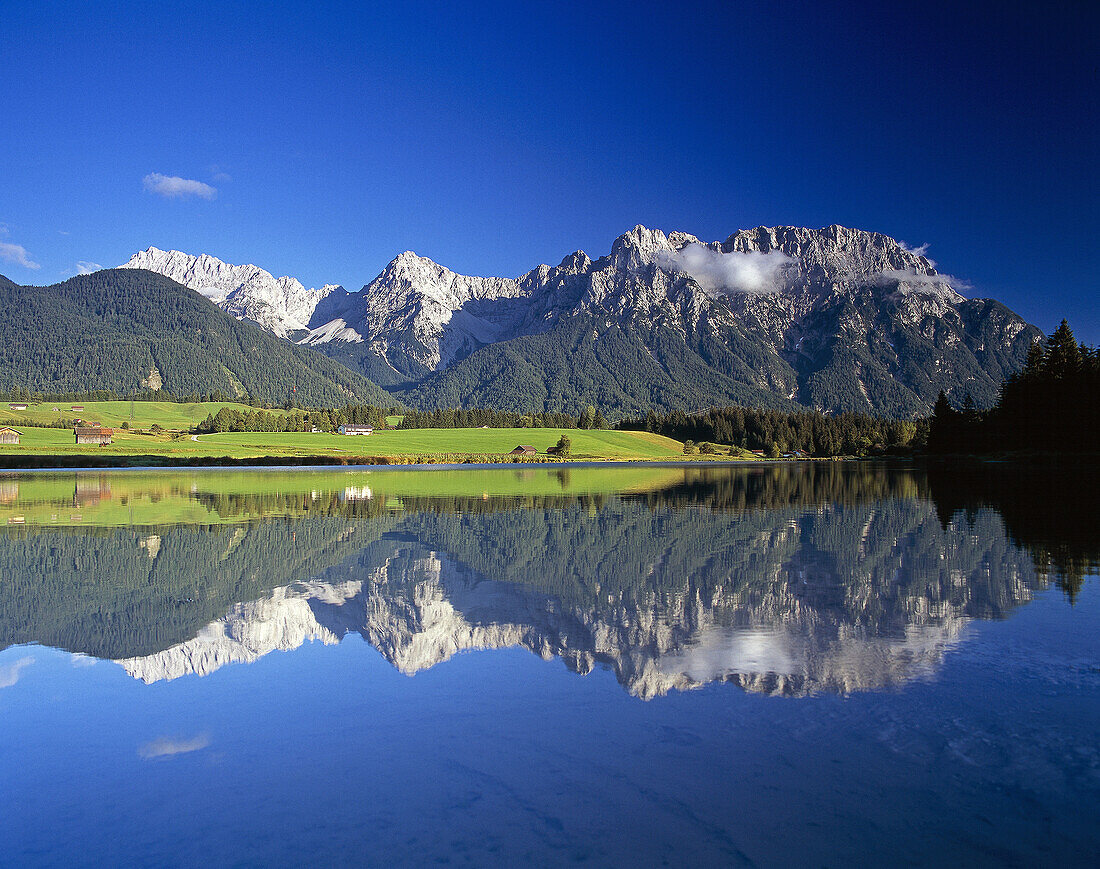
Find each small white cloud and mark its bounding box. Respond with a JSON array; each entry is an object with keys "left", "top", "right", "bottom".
[
  {"left": 58, "top": 230, "right": 71, "bottom": 236},
  {"left": 0, "top": 241, "right": 41, "bottom": 270},
  {"left": 661, "top": 244, "right": 795, "bottom": 295},
  {"left": 0, "top": 655, "right": 33, "bottom": 688},
  {"left": 877, "top": 268, "right": 971, "bottom": 296},
  {"left": 75, "top": 261, "right": 102, "bottom": 275},
  {"left": 139, "top": 733, "right": 211, "bottom": 759},
  {"left": 210, "top": 165, "right": 232, "bottom": 183},
  {"left": 143, "top": 173, "right": 217, "bottom": 200},
  {"left": 70, "top": 653, "right": 97, "bottom": 667},
  {"left": 898, "top": 240, "right": 930, "bottom": 257}
]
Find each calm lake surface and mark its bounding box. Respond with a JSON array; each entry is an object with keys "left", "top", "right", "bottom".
[{"left": 1, "top": 462, "right": 1097, "bottom": 866}]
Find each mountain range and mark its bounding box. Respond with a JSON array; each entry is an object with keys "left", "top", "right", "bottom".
[{"left": 122, "top": 225, "right": 1042, "bottom": 417}]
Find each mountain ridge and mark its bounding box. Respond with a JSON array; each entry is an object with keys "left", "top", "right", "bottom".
[{"left": 113, "top": 224, "right": 1042, "bottom": 416}]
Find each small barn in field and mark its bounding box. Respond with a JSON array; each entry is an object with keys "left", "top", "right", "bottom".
[
  {"left": 8, "top": 403, "right": 28, "bottom": 411},
  {"left": 510, "top": 445, "right": 538, "bottom": 456},
  {"left": 0, "top": 427, "right": 21, "bottom": 445},
  {"left": 338, "top": 424, "right": 374, "bottom": 435},
  {"left": 71, "top": 405, "right": 85, "bottom": 412},
  {"left": 75, "top": 426, "right": 113, "bottom": 445}
]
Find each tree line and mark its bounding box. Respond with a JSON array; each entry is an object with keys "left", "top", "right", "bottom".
[
  {"left": 616, "top": 406, "right": 924, "bottom": 457},
  {"left": 928, "top": 320, "right": 1098, "bottom": 454},
  {"left": 194, "top": 403, "right": 390, "bottom": 433},
  {"left": 396, "top": 405, "right": 608, "bottom": 430}
]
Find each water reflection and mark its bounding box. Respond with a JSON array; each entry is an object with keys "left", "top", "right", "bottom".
[{"left": 1, "top": 463, "right": 1094, "bottom": 698}]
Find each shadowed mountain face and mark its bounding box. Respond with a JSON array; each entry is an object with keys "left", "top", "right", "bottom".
[{"left": 3, "top": 463, "right": 1085, "bottom": 698}]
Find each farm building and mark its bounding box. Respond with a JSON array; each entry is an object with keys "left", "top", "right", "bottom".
[
  {"left": 510, "top": 445, "right": 538, "bottom": 456},
  {"left": 0, "top": 427, "right": 21, "bottom": 445},
  {"left": 71, "top": 405, "right": 85, "bottom": 412},
  {"left": 338, "top": 424, "right": 374, "bottom": 435},
  {"left": 75, "top": 426, "right": 113, "bottom": 445},
  {"left": 8, "top": 403, "right": 28, "bottom": 411}
]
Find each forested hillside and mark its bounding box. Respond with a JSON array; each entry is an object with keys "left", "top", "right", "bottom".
[
  {"left": 0, "top": 269, "right": 390, "bottom": 407},
  {"left": 395, "top": 316, "right": 800, "bottom": 417}
]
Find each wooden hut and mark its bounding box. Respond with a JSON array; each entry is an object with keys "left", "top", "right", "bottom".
[
  {"left": 338, "top": 424, "right": 374, "bottom": 435},
  {"left": 75, "top": 426, "right": 113, "bottom": 445},
  {"left": 510, "top": 445, "right": 537, "bottom": 456},
  {"left": 0, "top": 427, "right": 21, "bottom": 445}
]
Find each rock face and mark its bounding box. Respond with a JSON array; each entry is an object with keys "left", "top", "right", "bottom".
[
  {"left": 121, "top": 247, "right": 344, "bottom": 338},
  {"left": 123, "top": 226, "right": 1042, "bottom": 416}
]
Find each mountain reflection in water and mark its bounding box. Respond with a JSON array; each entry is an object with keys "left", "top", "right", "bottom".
[{"left": 1, "top": 462, "right": 1094, "bottom": 698}]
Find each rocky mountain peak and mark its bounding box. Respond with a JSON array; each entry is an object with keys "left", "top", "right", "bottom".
[
  {"left": 609, "top": 225, "right": 676, "bottom": 271},
  {"left": 720, "top": 225, "right": 953, "bottom": 296},
  {"left": 120, "top": 247, "right": 343, "bottom": 337},
  {"left": 557, "top": 250, "right": 592, "bottom": 273}
]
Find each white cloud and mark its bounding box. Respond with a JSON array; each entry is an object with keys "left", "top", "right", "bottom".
[
  {"left": 139, "top": 733, "right": 211, "bottom": 759},
  {"left": 898, "top": 240, "right": 937, "bottom": 268},
  {"left": 0, "top": 241, "right": 41, "bottom": 270},
  {"left": 75, "top": 261, "right": 102, "bottom": 275},
  {"left": 143, "top": 173, "right": 217, "bottom": 200},
  {"left": 661, "top": 243, "right": 795, "bottom": 295},
  {"left": 0, "top": 655, "right": 33, "bottom": 688},
  {"left": 876, "top": 267, "right": 971, "bottom": 296},
  {"left": 70, "top": 653, "right": 97, "bottom": 667}
]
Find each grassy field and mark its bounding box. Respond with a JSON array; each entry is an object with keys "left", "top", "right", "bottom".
[
  {"left": 0, "top": 425, "right": 696, "bottom": 464},
  {"left": 203, "top": 428, "right": 685, "bottom": 459},
  {"left": 0, "top": 399, "right": 295, "bottom": 430}
]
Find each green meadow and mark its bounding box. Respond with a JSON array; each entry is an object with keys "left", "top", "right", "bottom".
[
  {"left": 0, "top": 424, "right": 710, "bottom": 465},
  {"left": 0, "top": 399, "right": 293, "bottom": 430}
]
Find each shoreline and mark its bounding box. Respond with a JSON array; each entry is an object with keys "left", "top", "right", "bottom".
[{"left": 0, "top": 455, "right": 789, "bottom": 473}]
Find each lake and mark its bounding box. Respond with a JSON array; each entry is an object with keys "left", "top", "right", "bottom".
[{"left": 1, "top": 462, "right": 1097, "bottom": 866}]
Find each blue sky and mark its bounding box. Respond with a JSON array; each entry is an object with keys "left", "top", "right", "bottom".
[{"left": 2, "top": 0, "right": 1097, "bottom": 341}]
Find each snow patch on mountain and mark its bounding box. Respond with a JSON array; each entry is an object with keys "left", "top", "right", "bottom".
[{"left": 300, "top": 318, "right": 364, "bottom": 345}]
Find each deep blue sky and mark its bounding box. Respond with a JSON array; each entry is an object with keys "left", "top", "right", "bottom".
[{"left": 2, "top": 0, "right": 1097, "bottom": 341}]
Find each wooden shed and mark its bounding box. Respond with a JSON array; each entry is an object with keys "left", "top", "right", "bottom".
[
  {"left": 0, "top": 427, "right": 21, "bottom": 445},
  {"left": 338, "top": 424, "right": 374, "bottom": 435},
  {"left": 75, "top": 426, "right": 113, "bottom": 445},
  {"left": 510, "top": 445, "right": 538, "bottom": 456},
  {"left": 8, "top": 403, "right": 28, "bottom": 411}
]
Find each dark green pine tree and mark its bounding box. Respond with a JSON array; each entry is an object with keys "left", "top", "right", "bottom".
[{"left": 1044, "top": 319, "right": 1081, "bottom": 379}]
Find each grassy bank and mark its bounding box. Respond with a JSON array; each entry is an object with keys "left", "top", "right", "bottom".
[{"left": 0, "top": 425, "right": 705, "bottom": 467}]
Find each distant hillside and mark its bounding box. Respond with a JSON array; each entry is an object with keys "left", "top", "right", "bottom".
[{"left": 0, "top": 269, "right": 390, "bottom": 407}]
